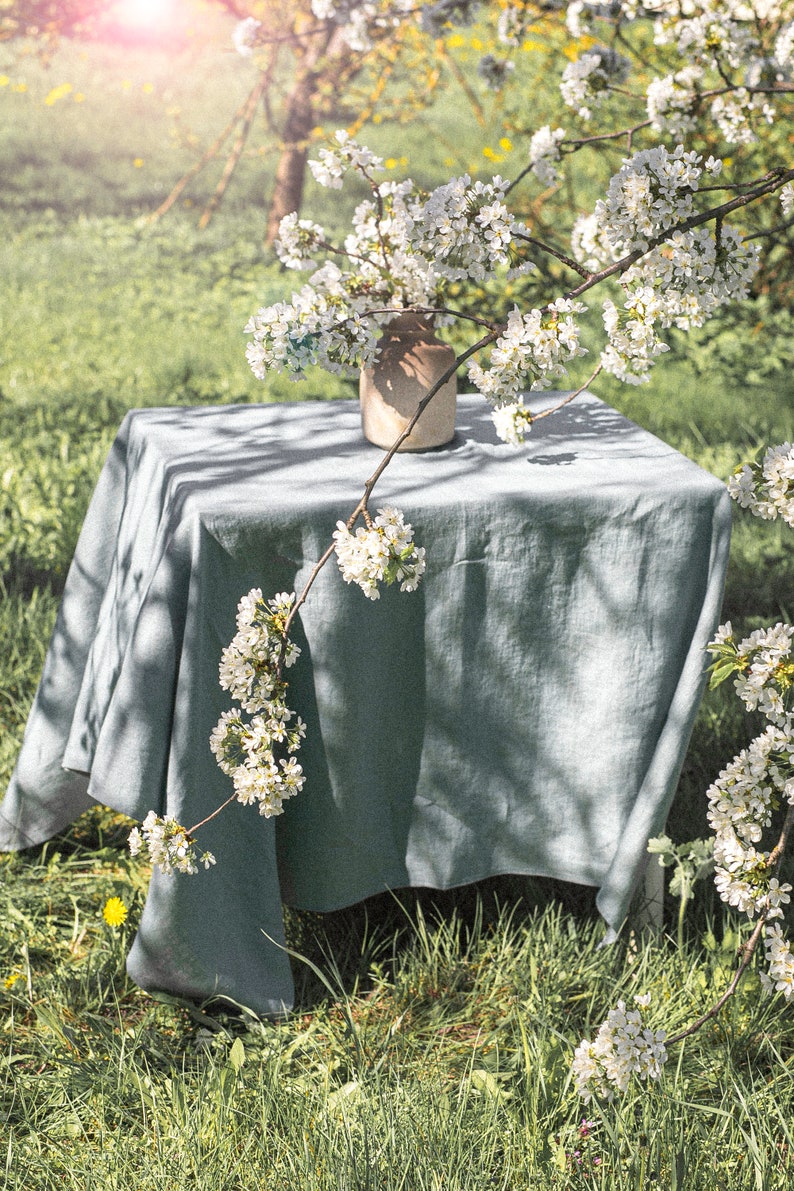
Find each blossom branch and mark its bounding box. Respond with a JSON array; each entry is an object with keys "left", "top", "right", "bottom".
[
  {"left": 186, "top": 793, "right": 239, "bottom": 837},
  {"left": 564, "top": 168, "right": 794, "bottom": 306},
  {"left": 666, "top": 915, "right": 767, "bottom": 1046},
  {"left": 512, "top": 233, "right": 592, "bottom": 279},
  {"left": 665, "top": 799, "right": 794, "bottom": 1046}
]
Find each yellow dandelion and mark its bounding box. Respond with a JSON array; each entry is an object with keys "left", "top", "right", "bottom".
[
  {"left": 3, "top": 972, "right": 23, "bottom": 989},
  {"left": 132, "top": 158, "right": 144, "bottom": 169},
  {"left": 102, "top": 897, "right": 128, "bottom": 927},
  {"left": 44, "top": 82, "right": 73, "bottom": 107}
]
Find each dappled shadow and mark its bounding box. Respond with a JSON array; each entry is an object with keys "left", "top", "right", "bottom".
[{"left": 526, "top": 452, "right": 577, "bottom": 467}]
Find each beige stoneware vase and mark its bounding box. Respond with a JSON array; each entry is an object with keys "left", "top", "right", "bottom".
[{"left": 359, "top": 312, "right": 457, "bottom": 451}]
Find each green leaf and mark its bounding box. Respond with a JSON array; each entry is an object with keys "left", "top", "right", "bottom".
[
  {"left": 228, "top": 1036, "right": 246, "bottom": 1074},
  {"left": 708, "top": 661, "right": 739, "bottom": 690}
]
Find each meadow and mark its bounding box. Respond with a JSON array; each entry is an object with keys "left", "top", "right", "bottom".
[{"left": 1, "top": 12, "right": 794, "bottom": 1188}]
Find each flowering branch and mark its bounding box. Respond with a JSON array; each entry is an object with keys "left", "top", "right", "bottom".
[{"left": 573, "top": 438, "right": 794, "bottom": 1099}]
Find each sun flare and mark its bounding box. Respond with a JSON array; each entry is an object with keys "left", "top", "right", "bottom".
[{"left": 111, "top": 0, "right": 175, "bottom": 33}]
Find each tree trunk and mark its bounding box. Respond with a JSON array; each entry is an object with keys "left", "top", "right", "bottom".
[
  {"left": 265, "top": 68, "right": 317, "bottom": 245},
  {"left": 265, "top": 25, "right": 355, "bottom": 245}
]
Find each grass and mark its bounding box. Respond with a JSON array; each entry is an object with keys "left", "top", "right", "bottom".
[
  {"left": 3, "top": 835, "right": 794, "bottom": 1190},
  {"left": 2, "top": 12, "right": 794, "bottom": 1189}
]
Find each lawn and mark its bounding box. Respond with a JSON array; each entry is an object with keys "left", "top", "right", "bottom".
[{"left": 1, "top": 9, "right": 794, "bottom": 1188}]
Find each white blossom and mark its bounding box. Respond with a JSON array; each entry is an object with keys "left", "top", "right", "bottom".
[
  {"left": 728, "top": 444, "right": 794, "bottom": 527},
  {"left": 528, "top": 126, "right": 566, "bottom": 187},
  {"left": 469, "top": 299, "right": 587, "bottom": 402},
  {"left": 333, "top": 507, "right": 426, "bottom": 599},
  {"left": 312, "top": 0, "right": 415, "bottom": 52},
  {"left": 560, "top": 46, "right": 631, "bottom": 120},
  {"left": 491, "top": 401, "right": 533, "bottom": 445},
  {"left": 129, "top": 811, "right": 216, "bottom": 876},
  {"left": 646, "top": 66, "right": 704, "bottom": 137},
  {"left": 232, "top": 17, "right": 261, "bottom": 56},
  {"left": 760, "top": 924, "right": 794, "bottom": 999},
  {"left": 600, "top": 294, "right": 670, "bottom": 385},
  {"left": 595, "top": 145, "right": 704, "bottom": 256},
  {"left": 572, "top": 997, "right": 667, "bottom": 1102},
  {"left": 308, "top": 130, "right": 385, "bottom": 189}
]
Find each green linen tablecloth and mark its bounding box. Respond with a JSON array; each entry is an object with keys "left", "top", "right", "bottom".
[{"left": 1, "top": 393, "right": 731, "bottom": 1014}]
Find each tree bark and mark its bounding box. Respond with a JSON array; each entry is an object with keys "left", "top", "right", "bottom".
[
  {"left": 265, "top": 25, "right": 354, "bottom": 245},
  {"left": 265, "top": 67, "right": 318, "bottom": 244}
]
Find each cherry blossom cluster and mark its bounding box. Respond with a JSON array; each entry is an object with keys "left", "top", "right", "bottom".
[
  {"left": 490, "top": 401, "right": 534, "bottom": 447},
  {"left": 129, "top": 811, "right": 217, "bottom": 876},
  {"left": 307, "top": 129, "right": 385, "bottom": 190},
  {"left": 704, "top": 617, "right": 794, "bottom": 951},
  {"left": 592, "top": 147, "right": 720, "bottom": 256},
  {"left": 408, "top": 173, "right": 531, "bottom": 283},
  {"left": 497, "top": 1, "right": 794, "bottom": 147},
  {"left": 761, "top": 924, "right": 794, "bottom": 997},
  {"left": 571, "top": 995, "right": 667, "bottom": 1102},
  {"left": 333, "top": 506, "right": 426, "bottom": 599},
  {"left": 313, "top": 0, "right": 480, "bottom": 45},
  {"left": 727, "top": 442, "right": 794, "bottom": 527},
  {"left": 714, "top": 621, "right": 794, "bottom": 725},
  {"left": 468, "top": 299, "right": 587, "bottom": 402},
  {"left": 560, "top": 46, "right": 631, "bottom": 121},
  {"left": 311, "top": 0, "right": 416, "bottom": 53},
  {"left": 649, "top": 1, "right": 791, "bottom": 144},
  {"left": 571, "top": 147, "right": 761, "bottom": 381},
  {"left": 128, "top": 592, "right": 307, "bottom": 872},
  {"left": 210, "top": 590, "right": 306, "bottom": 818},
  {"left": 231, "top": 16, "right": 261, "bottom": 57},
  {"left": 706, "top": 723, "right": 794, "bottom": 921},
  {"left": 528, "top": 125, "right": 567, "bottom": 188}
]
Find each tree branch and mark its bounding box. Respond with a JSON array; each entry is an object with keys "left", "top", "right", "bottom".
[{"left": 666, "top": 801, "right": 794, "bottom": 1046}]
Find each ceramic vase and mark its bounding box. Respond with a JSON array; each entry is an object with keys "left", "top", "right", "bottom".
[{"left": 359, "top": 312, "right": 457, "bottom": 451}]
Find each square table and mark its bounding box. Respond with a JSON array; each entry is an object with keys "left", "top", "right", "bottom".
[{"left": 0, "top": 393, "right": 731, "bottom": 1014}]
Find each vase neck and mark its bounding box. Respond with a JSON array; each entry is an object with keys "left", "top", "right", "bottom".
[{"left": 383, "top": 311, "right": 436, "bottom": 338}]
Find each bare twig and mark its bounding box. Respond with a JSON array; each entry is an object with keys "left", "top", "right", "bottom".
[
  {"left": 531, "top": 365, "right": 604, "bottom": 421},
  {"left": 513, "top": 233, "right": 592, "bottom": 279},
  {"left": 145, "top": 83, "right": 262, "bottom": 224},
  {"left": 198, "top": 76, "right": 268, "bottom": 230},
  {"left": 187, "top": 793, "right": 238, "bottom": 837}
]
